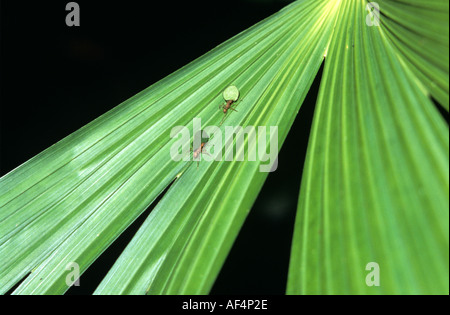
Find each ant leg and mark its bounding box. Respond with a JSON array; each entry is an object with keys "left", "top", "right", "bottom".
[{"left": 219, "top": 113, "right": 228, "bottom": 127}]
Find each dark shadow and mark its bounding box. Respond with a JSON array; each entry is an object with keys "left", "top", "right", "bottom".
[
  {"left": 431, "top": 97, "right": 449, "bottom": 124},
  {"left": 5, "top": 272, "right": 31, "bottom": 295}
]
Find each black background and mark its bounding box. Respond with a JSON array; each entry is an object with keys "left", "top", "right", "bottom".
[
  {"left": 0, "top": 0, "right": 312, "bottom": 295},
  {"left": 1, "top": 0, "right": 446, "bottom": 296}
]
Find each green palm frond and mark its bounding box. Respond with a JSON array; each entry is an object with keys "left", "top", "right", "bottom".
[
  {"left": 0, "top": 0, "right": 448, "bottom": 295},
  {"left": 287, "top": 0, "right": 448, "bottom": 295},
  {"left": 378, "top": 0, "right": 449, "bottom": 110}
]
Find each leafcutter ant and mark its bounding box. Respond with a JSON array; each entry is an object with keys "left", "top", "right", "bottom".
[
  {"left": 219, "top": 85, "right": 240, "bottom": 126},
  {"left": 191, "top": 131, "right": 211, "bottom": 168}
]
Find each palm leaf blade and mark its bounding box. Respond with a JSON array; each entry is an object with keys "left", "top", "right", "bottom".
[{"left": 287, "top": 0, "right": 449, "bottom": 295}]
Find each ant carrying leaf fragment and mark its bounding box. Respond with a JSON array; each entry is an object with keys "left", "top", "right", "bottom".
[{"left": 219, "top": 85, "right": 240, "bottom": 126}]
